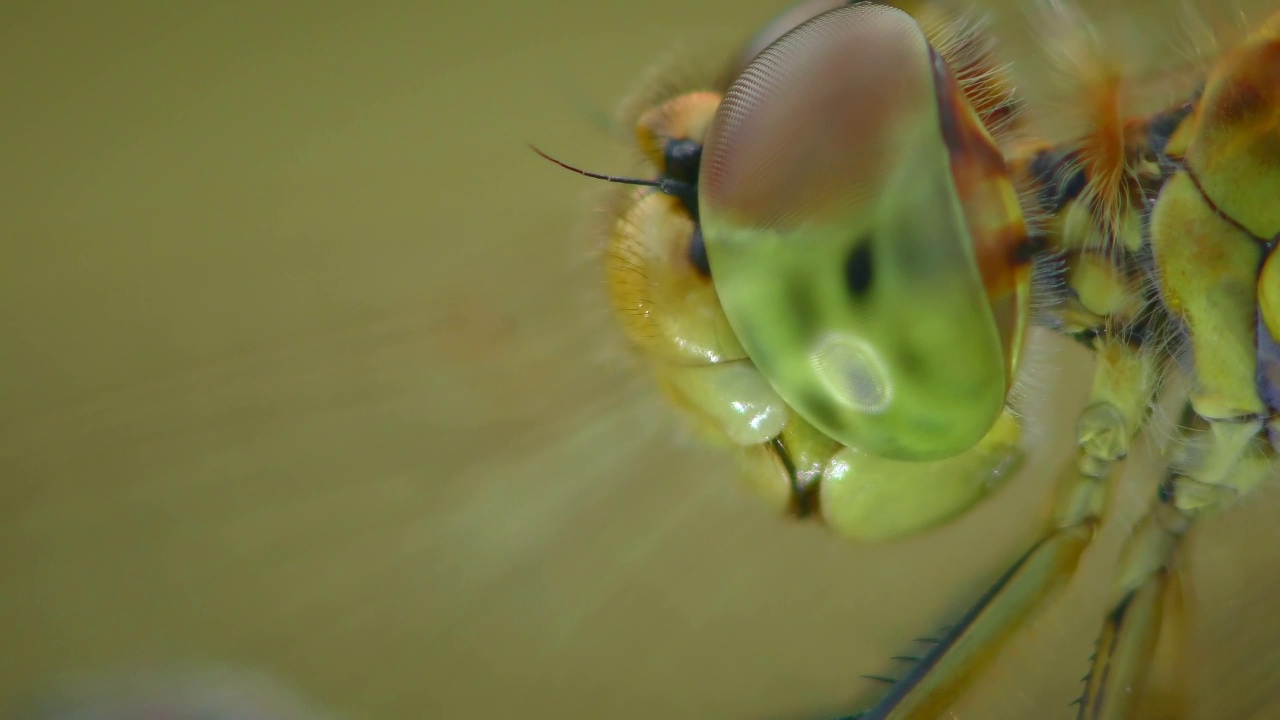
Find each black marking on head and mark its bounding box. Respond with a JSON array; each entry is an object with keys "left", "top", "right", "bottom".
[
  {"left": 663, "top": 139, "right": 702, "bottom": 185},
  {"left": 844, "top": 238, "right": 874, "bottom": 297},
  {"left": 687, "top": 224, "right": 711, "bottom": 277},
  {"left": 658, "top": 138, "right": 703, "bottom": 221},
  {"left": 1029, "top": 149, "right": 1086, "bottom": 212},
  {"left": 668, "top": 180, "right": 700, "bottom": 223}
]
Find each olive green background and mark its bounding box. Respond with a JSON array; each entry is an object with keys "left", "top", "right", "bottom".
[{"left": 2, "top": 1, "right": 1278, "bottom": 718}]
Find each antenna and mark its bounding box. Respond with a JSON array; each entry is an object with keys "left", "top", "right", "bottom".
[{"left": 529, "top": 145, "right": 690, "bottom": 198}]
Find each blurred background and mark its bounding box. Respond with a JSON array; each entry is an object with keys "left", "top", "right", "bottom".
[{"left": 2, "top": 1, "right": 1279, "bottom": 718}]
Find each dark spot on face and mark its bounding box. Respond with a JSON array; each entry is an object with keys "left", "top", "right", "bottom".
[
  {"left": 687, "top": 224, "right": 711, "bottom": 277},
  {"left": 663, "top": 139, "right": 702, "bottom": 185},
  {"left": 844, "top": 239, "right": 874, "bottom": 297},
  {"left": 660, "top": 139, "right": 702, "bottom": 221}
]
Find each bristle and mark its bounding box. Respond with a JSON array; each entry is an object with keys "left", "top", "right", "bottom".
[
  {"left": 562, "top": 184, "right": 659, "bottom": 406},
  {"left": 1034, "top": 0, "right": 1112, "bottom": 87},
  {"left": 1029, "top": 250, "right": 1070, "bottom": 320},
  {"left": 1008, "top": 143, "right": 1052, "bottom": 238},
  {"left": 1173, "top": 0, "right": 1223, "bottom": 70},
  {"left": 585, "top": 184, "right": 644, "bottom": 263},
  {"left": 1175, "top": 0, "right": 1268, "bottom": 71},
  {"left": 917, "top": 4, "right": 1023, "bottom": 139},
  {"left": 1006, "top": 326, "right": 1070, "bottom": 447},
  {"left": 1030, "top": 0, "right": 1150, "bottom": 258}
]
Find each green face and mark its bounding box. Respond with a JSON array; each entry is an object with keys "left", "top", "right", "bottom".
[{"left": 698, "top": 4, "right": 1006, "bottom": 461}]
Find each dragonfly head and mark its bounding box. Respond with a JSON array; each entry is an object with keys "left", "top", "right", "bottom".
[{"left": 699, "top": 4, "right": 1032, "bottom": 461}]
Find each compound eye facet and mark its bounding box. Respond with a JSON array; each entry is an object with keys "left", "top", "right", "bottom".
[
  {"left": 699, "top": 4, "right": 1008, "bottom": 461},
  {"left": 703, "top": 4, "right": 934, "bottom": 230},
  {"left": 725, "top": 0, "right": 848, "bottom": 80}
]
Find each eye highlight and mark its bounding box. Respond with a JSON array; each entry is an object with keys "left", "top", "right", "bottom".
[{"left": 811, "top": 333, "right": 893, "bottom": 415}]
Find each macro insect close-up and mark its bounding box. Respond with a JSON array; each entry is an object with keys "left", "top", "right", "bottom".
[
  {"left": 541, "top": 0, "right": 1280, "bottom": 718},
  {"left": 4, "top": 2, "right": 1280, "bottom": 719}
]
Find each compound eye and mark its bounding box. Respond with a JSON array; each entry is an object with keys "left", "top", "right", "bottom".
[
  {"left": 724, "top": 0, "right": 848, "bottom": 80},
  {"left": 699, "top": 5, "right": 1008, "bottom": 461},
  {"left": 702, "top": 4, "right": 939, "bottom": 231}
]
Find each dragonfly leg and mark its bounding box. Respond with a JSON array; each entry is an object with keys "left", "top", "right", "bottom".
[
  {"left": 844, "top": 332, "right": 1162, "bottom": 720},
  {"left": 1077, "top": 415, "right": 1277, "bottom": 719}
]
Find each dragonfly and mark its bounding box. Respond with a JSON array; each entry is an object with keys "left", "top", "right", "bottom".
[{"left": 539, "top": 0, "right": 1280, "bottom": 717}]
